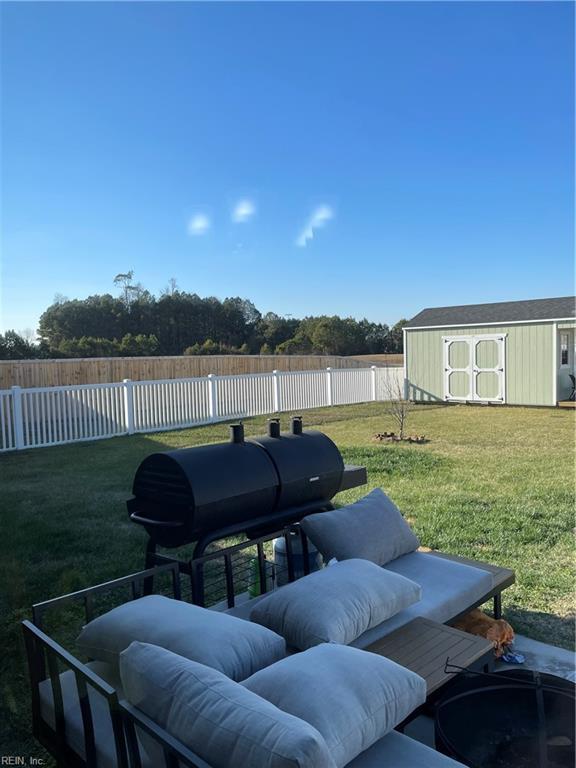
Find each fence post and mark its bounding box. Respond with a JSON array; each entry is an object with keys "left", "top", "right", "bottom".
[
  {"left": 326, "top": 367, "right": 333, "bottom": 406},
  {"left": 12, "top": 385, "right": 25, "bottom": 449},
  {"left": 371, "top": 366, "right": 377, "bottom": 401},
  {"left": 208, "top": 374, "right": 218, "bottom": 422},
  {"left": 123, "top": 379, "right": 135, "bottom": 434},
  {"left": 272, "top": 370, "right": 281, "bottom": 412}
]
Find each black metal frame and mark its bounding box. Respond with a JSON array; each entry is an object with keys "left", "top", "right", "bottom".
[
  {"left": 121, "top": 701, "right": 212, "bottom": 768},
  {"left": 31, "top": 563, "right": 181, "bottom": 633},
  {"left": 22, "top": 562, "right": 215, "bottom": 768},
  {"left": 145, "top": 522, "right": 314, "bottom": 607},
  {"left": 22, "top": 617, "right": 212, "bottom": 768},
  {"left": 133, "top": 500, "right": 334, "bottom": 561},
  {"left": 23, "top": 619, "right": 128, "bottom": 768},
  {"left": 22, "top": 535, "right": 515, "bottom": 768},
  {"left": 21, "top": 536, "right": 310, "bottom": 768}
]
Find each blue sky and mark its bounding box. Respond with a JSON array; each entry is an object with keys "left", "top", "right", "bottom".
[{"left": 1, "top": 1, "right": 574, "bottom": 334}]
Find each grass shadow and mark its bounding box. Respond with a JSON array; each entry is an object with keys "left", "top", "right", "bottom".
[{"left": 504, "top": 607, "right": 575, "bottom": 651}]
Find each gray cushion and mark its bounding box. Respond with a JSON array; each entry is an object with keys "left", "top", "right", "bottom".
[
  {"left": 39, "top": 662, "right": 162, "bottom": 768},
  {"left": 39, "top": 661, "right": 121, "bottom": 768},
  {"left": 301, "top": 488, "right": 420, "bottom": 566},
  {"left": 120, "top": 641, "right": 336, "bottom": 768},
  {"left": 227, "top": 553, "right": 494, "bottom": 652},
  {"left": 351, "top": 552, "right": 495, "bottom": 649},
  {"left": 346, "top": 730, "right": 467, "bottom": 768},
  {"left": 249, "top": 559, "right": 421, "bottom": 650},
  {"left": 243, "top": 644, "right": 426, "bottom": 768},
  {"left": 77, "top": 594, "right": 285, "bottom": 681}
]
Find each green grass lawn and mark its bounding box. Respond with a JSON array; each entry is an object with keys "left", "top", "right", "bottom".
[{"left": 2, "top": 402, "right": 575, "bottom": 759}]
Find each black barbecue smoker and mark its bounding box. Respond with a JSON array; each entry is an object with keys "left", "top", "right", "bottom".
[{"left": 127, "top": 416, "right": 366, "bottom": 569}]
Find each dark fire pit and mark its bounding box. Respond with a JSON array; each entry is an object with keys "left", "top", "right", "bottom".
[{"left": 435, "top": 669, "right": 575, "bottom": 768}]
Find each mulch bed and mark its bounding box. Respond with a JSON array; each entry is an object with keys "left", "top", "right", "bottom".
[{"left": 372, "top": 432, "right": 428, "bottom": 444}]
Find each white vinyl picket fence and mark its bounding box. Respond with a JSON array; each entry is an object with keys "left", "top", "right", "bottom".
[{"left": 0, "top": 366, "right": 404, "bottom": 452}]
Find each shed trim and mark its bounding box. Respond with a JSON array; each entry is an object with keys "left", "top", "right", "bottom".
[
  {"left": 402, "top": 326, "right": 408, "bottom": 399},
  {"left": 552, "top": 322, "right": 558, "bottom": 405},
  {"left": 405, "top": 317, "right": 575, "bottom": 331}
]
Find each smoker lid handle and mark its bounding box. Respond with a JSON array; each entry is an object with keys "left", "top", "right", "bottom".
[{"left": 129, "top": 513, "right": 185, "bottom": 528}]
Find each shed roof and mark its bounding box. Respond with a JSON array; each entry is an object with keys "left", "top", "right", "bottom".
[{"left": 405, "top": 296, "right": 576, "bottom": 329}]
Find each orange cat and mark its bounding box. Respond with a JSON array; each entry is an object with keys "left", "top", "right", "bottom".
[{"left": 454, "top": 610, "right": 514, "bottom": 658}]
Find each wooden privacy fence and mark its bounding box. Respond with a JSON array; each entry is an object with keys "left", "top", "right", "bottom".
[
  {"left": 0, "top": 366, "right": 404, "bottom": 452},
  {"left": 0, "top": 354, "right": 381, "bottom": 389}
]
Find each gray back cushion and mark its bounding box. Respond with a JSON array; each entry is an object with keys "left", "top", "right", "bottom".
[
  {"left": 250, "top": 558, "right": 421, "bottom": 650},
  {"left": 78, "top": 594, "right": 285, "bottom": 681},
  {"left": 301, "top": 488, "right": 420, "bottom": 566},
  {"left": 120, "top": 641, "right": 336, "bottom": 768},
  {"left": 243, "top": 644, "right": 426, "bottom": 768}
]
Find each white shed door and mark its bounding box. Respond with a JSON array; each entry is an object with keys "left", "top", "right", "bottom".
[{"left": 443, "top": 335, "right": 506, "bottom": 403}]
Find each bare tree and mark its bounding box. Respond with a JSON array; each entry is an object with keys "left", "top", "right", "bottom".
[
  {"left": 113, "top": 271, "right": 135, "bottom": 305},
  {"left": 161, "top": 277, "right": 179, "bottom": 297},
  {"left": 19, "top": 327, "right": 37, "bottom": 344},
  {"left": 382, "top": 370, "right": 412, "bottom": 439}
]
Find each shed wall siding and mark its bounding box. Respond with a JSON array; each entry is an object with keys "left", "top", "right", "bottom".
[{"left": 406, "top": 323, "right": 554, "bottom": 406}]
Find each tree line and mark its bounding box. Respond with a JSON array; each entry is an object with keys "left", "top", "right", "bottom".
[{"left": 1, "top": 276, "right": 407, "bottom": 360}]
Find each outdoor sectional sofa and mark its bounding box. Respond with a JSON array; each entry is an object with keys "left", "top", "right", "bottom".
[{"left": 22, "top": 488, "right": 514, "bottom": 768}]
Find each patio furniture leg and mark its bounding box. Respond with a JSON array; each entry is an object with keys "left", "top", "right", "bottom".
[
  {"left": 493, "top": 593, "right": 502, "bottom": 620},
  {"left": 143, "top": 540, "right": 156, "bottom": 595}
]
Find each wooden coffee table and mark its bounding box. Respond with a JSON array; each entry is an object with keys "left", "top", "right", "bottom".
[{"left": 366, "top": 616, "right": 494, "bottom": 698}]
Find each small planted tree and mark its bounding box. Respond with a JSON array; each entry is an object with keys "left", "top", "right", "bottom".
[{"left": 382, "top": 371, "right": 412, "bottom": 440}]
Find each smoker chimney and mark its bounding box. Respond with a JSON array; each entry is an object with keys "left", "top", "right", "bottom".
[
  {"left": 291, "top": 416, "right": 303, "bottom": 435},
  {"left": 267, "top": 418, "right": 281, "bottom": 438},
  {"left": 229, "top": 423, "right": 245, "bottom": 444}
]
